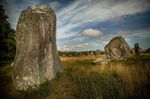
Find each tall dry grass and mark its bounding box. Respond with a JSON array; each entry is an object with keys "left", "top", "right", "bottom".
[
  {"left": 59, "top": 55, "right": 150, "bottom": 99},
  {"left": 0, "top": 55, "right": 150, "bottom": 99}
]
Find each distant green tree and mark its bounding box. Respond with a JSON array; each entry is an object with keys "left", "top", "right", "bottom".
[
  {"left": 145, "top": 48, "right": 150, "bottom": 53},
  {"left": 134, "top": 43, "right": 141, "bottom": 56},
  {"left": 95, "top": 49, "right": 101, "bottom": 55},
  {"left": 0, "top": 5, "right": 16, "bottom": 61}
]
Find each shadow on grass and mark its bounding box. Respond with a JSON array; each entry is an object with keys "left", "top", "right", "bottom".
[{"left": 0, "top": 54, "right": 150, "bottom": 99}]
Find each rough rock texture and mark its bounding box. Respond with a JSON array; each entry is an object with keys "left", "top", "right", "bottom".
[
  {"left": 92, "top": 58, "right": 111, "bottom": 65},
  {"left": 12, "top": 5, "right": 63, "bottom": 90},
  {"left": 105, "top": 36, "right": 132, "bottom": 60}
]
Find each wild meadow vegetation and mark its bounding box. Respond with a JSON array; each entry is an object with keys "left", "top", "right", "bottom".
[
  {"left": 0, "top": 54, "right": 150, "bottom": 99},
  {"left": 0, "top": 4, "right": 150, "bottom": 99}
]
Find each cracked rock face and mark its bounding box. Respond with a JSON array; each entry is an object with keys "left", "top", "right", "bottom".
[
  {"left": 105, "top": 36, "right": 133, "bottom": 60},
  {"left": 12, "top": 5, "right": 63, "bottom": 90}
]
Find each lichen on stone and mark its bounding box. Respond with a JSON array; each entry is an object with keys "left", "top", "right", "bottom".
[
  {"left": 13, "top": 5, "right": 62, "bottom": 91},
  {"left": 29, "top": 5, "right": 49, "bottom": 13}
]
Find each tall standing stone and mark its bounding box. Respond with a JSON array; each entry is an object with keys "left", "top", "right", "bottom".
[{"left": 12, "top": 5, "right": 62, "bottom": 90}]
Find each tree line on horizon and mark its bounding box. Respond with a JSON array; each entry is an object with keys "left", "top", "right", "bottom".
[{"left": 0, "top": 5, "right": 150, "bottom": 61}]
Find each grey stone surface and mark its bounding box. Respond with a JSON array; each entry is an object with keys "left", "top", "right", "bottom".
[
  {"left": 92, "top": 58, "right": 111, "bottom": 65},
  {"left": 105, "top": 36, "right": 132, "bottom": 60},
  {"left": 12, "top": 5, "right": 63, "bottom": 90}
]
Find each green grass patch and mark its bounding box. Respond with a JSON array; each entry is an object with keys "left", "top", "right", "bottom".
[{"left": 0, "top": 54, "right": 150, "bottom": 99}]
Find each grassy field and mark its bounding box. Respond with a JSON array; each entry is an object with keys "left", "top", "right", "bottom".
[{"left": 0, "top": 54, "right": 150, "bottom": 99}]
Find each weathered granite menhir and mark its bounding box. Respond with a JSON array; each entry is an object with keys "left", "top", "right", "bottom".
[
  {"left": 105, "top": 36, "right": 133, "bottom": 60},
  {"left": 12, "top": 5, "right": 63, "bottom": 90}
]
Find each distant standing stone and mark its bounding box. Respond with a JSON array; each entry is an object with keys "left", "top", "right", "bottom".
[
  {"left": 13, "top": 5, "right": 63, "bottom": 90},
  {"left": 105, "top": 36, "right": 133, "bottom": 60}
]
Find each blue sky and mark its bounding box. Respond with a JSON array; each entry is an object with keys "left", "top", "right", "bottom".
[{"left": 1, "top": 0, "right": 150, "bottom": 51}]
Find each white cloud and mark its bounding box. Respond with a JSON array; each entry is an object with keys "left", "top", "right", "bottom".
[
  {"left": 3, "top": 0, "right": 150, "bottom": 50},
  {"left": 96, "top": 28, "right": 150, "bottom": 49},
  {"left": 134, "top": 31, "right": 150, "bottom": 37},
  {"left": 56, "top": 23, "right": 80, "bottom": 39},
  {"left": 4, "top": 0, "right": 150, "bottom": 39},
  {"left": 60, "top": 45, "right": 71, "bottom": 51},
  {"left": 54, "top": 0, "right": 150, "bottom": 39},
  {"left": 82, "top": 28, "right": 102, "bottom": 37},
  {"left": 73, "top": 43, "right": 90, "bottom": 48},
  {"left": 118, "top": 28, "right": 150, "bottom": 38},
  {"left": 69, "top": 42, "right": 99, "bottom": 51},
  {"left": 71, "top": 0, "right": 150, "bottom": 23}
]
